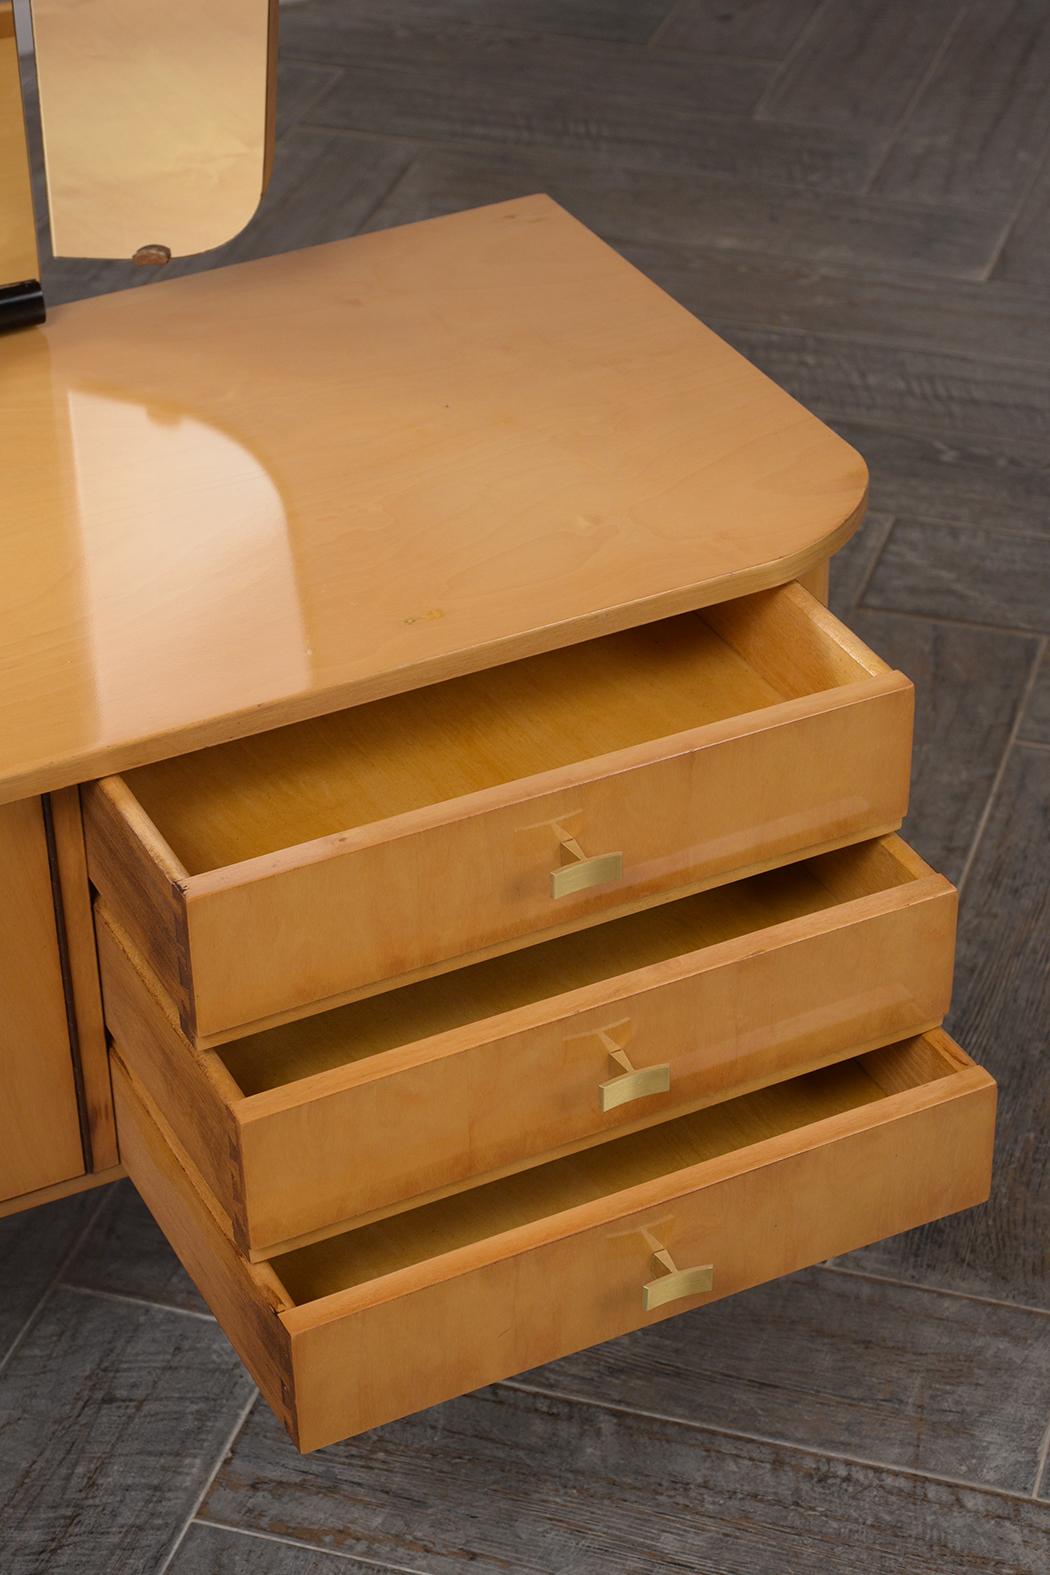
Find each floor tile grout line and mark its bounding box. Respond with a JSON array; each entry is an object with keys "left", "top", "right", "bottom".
[
  {"left": 859, "top": 601, "right": 1050, "bottom": 641},
  {"left": 724, "top": 314, "right": 1050, "bottom": 378},
  {"left": 647, "top": 0, "right": 699, "bottom": 50},
  {"left": 501, "top": 1377, "right": 1047, "bottom": 1505},
  {"left": 195, "top": 1518, "right": 429, "bottom": 1573},
  {"left": 154, "top": 1388, "right": 260, "bottom": 1575},
  {"left": 749, "top": 0, "right": 835, "bottom": 122},
  {"left": 850, "top": 514, "right": 896, "bottom": 612},
  {"left": 977, "top": 132, "right": 1050, "bottom": 285},
  {"left": 856, "top": 0, "right": 973, "bottom": 198},
  {"left": 957, "top": 636, "right": 1046, "bottom": 896},
  {"left": 1032, "top": 1412, "right": 1050, "bottom": 1499},
  {"left": 851, "top": 511, "right": 1050, "bottom": 545},
  {"left": 706, "top": 310, "right": 1050, "bottom": 376},
  {"left": 59, "top": 1281, "right": 217, "bottom": 1322},
  {"left": 853, "top": 517, "right": 1050, "bottom": 553},
  {"left": 0, "top": 1187, "right": 112, "bottom": 1379},
  {"left": 351, "top": 152, "right": 425, "bottom": 238},
  {"left": 820, "top": 1261, "right": 1050, "bottom": 1319},
  {"left": 852, "top": 602, "right": 1046, "bottom": 641},
  {"left": 281, "top": 94, "right": 1050, "bottom": 267}
]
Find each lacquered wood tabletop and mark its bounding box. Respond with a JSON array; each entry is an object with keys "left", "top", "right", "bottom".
[{"left": 0, "top": 196, "right": 866, "bottom": 804}]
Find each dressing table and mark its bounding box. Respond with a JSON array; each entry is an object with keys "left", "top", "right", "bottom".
[{"left": 1, "top": 3, "right": 994, "bottom": 1453}]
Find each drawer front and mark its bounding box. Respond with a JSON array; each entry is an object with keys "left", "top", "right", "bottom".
[
  {"left": 112, "top": 1038, "right": 995, "bottom": 1453},
  {"left": 87, "top": 674, "right": 913, "bottom": 1045},
  {"left": 96, "top": 842, "right": 958, "bottom": 1254}
]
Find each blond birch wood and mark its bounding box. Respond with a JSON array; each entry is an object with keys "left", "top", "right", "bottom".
[
  {"left": 797, "top": 559, "right": 830, "bottom": 605},
  {"left": 82, "top": 776, "right": 192, "bottom": 1029},
  {"left": 97, "top": 836, "right": 957, "bottom": 1255},
  {"left": 110, "top": 1056, "right": 297, "bottom": 1434},
  {"left": 0, "top": 798, "right": 84, "bottom": 1201},
  {"left": 84, "top": 586, "right": 913, "bottom": 1043},
  {"left": 0, "top": 1163, "right": 124, "bottom": 1221},
  {"left": 111, "top": 1032, "right": 994, "bottom": 1452},
  {"left": 48, "top": 788, "right": 119, "bottom": 1170},
  {"left": 31, "top": 0, "right": 275, "bottom": 259},
  {"left": 0, "top": 197, "right": 868, "bottom": 807}
]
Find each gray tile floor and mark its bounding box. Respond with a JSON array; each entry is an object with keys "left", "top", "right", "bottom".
[{"left": 4, "top": 2, "right": 1049, "bottom": 1569}]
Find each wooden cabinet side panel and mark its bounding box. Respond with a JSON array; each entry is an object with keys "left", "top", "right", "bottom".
[
  {"left": 0, "top": 798, "right": 85, "bottom": 1201},
  {"left": 290, "top": 1078, "right": 995, "bottom": 1451}
]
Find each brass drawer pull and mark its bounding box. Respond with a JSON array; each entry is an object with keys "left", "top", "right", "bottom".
[
  {"left": 597, "top": 1031, "right": 671, "bottom": 1113},
  {"left": 643, "top": 1243, "right": 714, "bottom": 1312},
  {"left": 550, "top": 831, "right": 623, "bottom": 900}
]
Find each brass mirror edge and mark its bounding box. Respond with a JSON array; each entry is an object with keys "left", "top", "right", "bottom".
[{"left": 0, "top": 1, "right": 39, "bottom": 288}]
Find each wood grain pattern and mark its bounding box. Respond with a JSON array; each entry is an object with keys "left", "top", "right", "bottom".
[
  {"left": 283, "top": 0, "right": 676, "bottom": 47},
  {"left": 111, "top": 1058, "right": 296, "bottom": 1435},
  {"left": 48, "top": 788, "right": 119, "bottom": 1171},
  {"left": 0, "top": 1286, "right": 256, "bottom": 1575},
  {"left": 83, "top": 774, "right": 192, "bottom": 1029},
  {"left": 758, "top": 0, "right": 964, "bottom": 132},
  {"left": 0, "top": 1188, "right": 105, "bottom": 1357},
  {"left": 0, "top": 197, "right": 868, "bottom": 807},
  {"left": 831, "top": 420, "right": 1050, "bottom": 538},
  {"left": 365, "top": 142, "right": 1001, "bottom": 279},
  {"left": 31, "top": 0, "right": 275, "bottom": 258},
  {"left": 843, "top": 746, "right": 1050, "bottom": 1308},
  {"left": 863, "top": 520, "right": 1050, "bottom": 634},
  {"left": 656, "top": 0, "right": 822, "bottom": 59},
  {"left": 721, "top": 327, "right": 1050, "bottom": 465},
  {"left": 522, "top": 1262, "right": 1050, "bottom": 1493},
  {"left": 0, "top": 798, "right": 84, "bottom": 1202},
  {"left": 171, "top": 1522, "right": 394, "bottom": 1574},
  {"left": 87, "top": 588, "right": 913, "bottom": 1042},
  {"left": 624, "top": 239, "right": 1050, "bottom": 363},
  {"left": 112, "top": 1033, "right": 994, "bottom": 1451},
  {"left": 63, "top": 1179, "right": 209, "bottom": 1316},
  {"left": 201, "top": 1384, "right": 1050, "bottom": 1574},
  {"left": 873, "top": 0, "right": 1050, "bottom": 210},
  {"left": 1019, "top": 651, "right": 1050, "bottom": 746},
  {"left": 284, "top": 10, "right": 772, "bottom": 139},
  {"left": 829, "top": 512, "right": 895, "bottom": 621},
  {"left": 98, "top": 836, "right": 956, "bottom": 1255},
  {"left": 850, "top": 609, "right": 1039, "bottom": 883},
  {"left": 0, "top": 1165, "right": 122, "bottom": 1223},
  {"left": 148, "top": 128, "right": 416, "bottom": 289},
  {"left": 995, "top": 147, "right": 1050, "bottom": 289}
]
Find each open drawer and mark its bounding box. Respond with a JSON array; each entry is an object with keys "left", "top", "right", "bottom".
[
  {"left": 84, "top": 583, "right": 913, "bottom": 1044},
  {"left": 112, "top": 1031, "right": 995, "bottom": 1453},
  {"left": 97, "top": 836, "right": 956, "bottom": 1256}
]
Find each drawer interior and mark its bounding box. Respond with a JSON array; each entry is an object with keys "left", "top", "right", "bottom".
[
  {"left": 119, "top": 587, "right": 888, "bottom": 873},
  {"left": 218, "top": 837, "right": 928, "bottom": 1095},
  {"left": 269, "top": 1034, "right": 958, "bottom": 1306}
]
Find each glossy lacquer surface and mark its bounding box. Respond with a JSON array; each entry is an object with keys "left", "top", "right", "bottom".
[
  {"left": 32, "top": 0, "right": 275, "bottom": 260},
  {"left": 0, "top": 197, "right": 867, "bottom": 805}
]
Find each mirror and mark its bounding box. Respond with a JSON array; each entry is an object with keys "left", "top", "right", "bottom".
[{"left": 30, "top": 0, "right": 276, "bottom": 261}]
